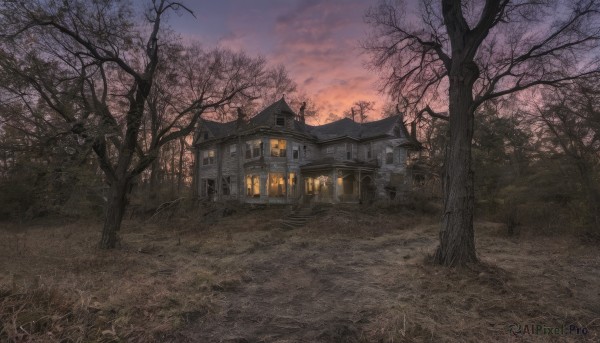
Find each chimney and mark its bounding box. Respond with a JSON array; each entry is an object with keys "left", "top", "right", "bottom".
[
  {"left": 410, "top": 121, "right": 417, "bottom": 140},
  {"left": 299, "top": 102, "right": 306, "bottom": 124},
  {"left": 351, "top": 108, "right": 356, "bottom": 122},
  {"left": 236, "top": 107, "right": 246, "bottom": 131}
]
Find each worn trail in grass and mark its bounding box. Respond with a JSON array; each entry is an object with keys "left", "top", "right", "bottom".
[{"left": 1, "top": 206, "right": 599, "bottom": 342}]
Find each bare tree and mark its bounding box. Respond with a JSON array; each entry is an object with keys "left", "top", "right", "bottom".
[
  {"left": 289, "top": 91, "right": 320, "bottom": 122},
  {"left": 365, "top": 0, "right": 600, "bottom": 266},
  {"left": 344, "top": 100, "right": 375, "bottom": 123},
  {"left": 0, "top": 0, "right": 271, "bottom": 248}
]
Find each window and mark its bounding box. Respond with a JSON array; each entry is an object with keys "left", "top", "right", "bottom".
[
  {"left": 201, "top": 179, "right": 215, "bottom": 197},
  {"left": 275, "top": 116, "right": 285, "bottom": 126},
  {"left": 246, "top": 174, "right": 260, "bottom": 197},
  {"left": 222, "top": 176, "right": 231, "bottom": 195},
  {"left": 203, "top": 132, "right": 209, "bottom": 140},
  {"left": 385, "top": 146, "right": 394, "bottom": 164},
  {"left": 202, "top": 150, "right": 215, "bottom": 165},
  {"left": 366, "top": 143, "right": 373, "bottom": 159},
  {"left": 268, "top": 173, "right": 286, "bottom": 197},
  {"left": 292, "top": 145, "right": 299, "bottom": 160},
  {"left": 346, "top": 143, "right": 353, "bottom": 160},
  {"left": 270, "top": 139, "right": 287, "bottom": 157},
  {"left": 326, "top": 146, "right": 334, "bottom": 154},
  {"left": 245, "top": 140, "right": 262, "bottom": 159},
  {"left": 230, "top": 144, "right": 237, "bottom": 157}
]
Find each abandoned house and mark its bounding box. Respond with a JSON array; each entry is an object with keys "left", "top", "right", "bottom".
[{"left": 192, "top": 98, "right": 421, "bottom": 204}]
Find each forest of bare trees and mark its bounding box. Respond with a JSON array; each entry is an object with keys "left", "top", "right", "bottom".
[
  {"left": 0, "top": 0, "right": 598, "bottom": 257},
  {"left": 1, "top": 1, "right": 600, "bottom": 342}
]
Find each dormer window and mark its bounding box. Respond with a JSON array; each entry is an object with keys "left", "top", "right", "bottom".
[{"left": 275, "top": 116, "right": 285, "bottom": 127}]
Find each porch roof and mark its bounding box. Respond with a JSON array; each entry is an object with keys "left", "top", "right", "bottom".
[{"left": 300, "top": 158, "right": 378, "bottom": 172}]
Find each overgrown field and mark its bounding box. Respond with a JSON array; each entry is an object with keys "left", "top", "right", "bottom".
[{"left": 1, "top": 205, "right": 599, "bottom": 342}]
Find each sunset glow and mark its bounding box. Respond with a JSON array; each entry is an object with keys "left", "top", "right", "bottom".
[{"left": 165, "top": 0, "right": 387, "bottom": 123}]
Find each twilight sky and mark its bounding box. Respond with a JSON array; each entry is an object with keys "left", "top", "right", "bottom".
[{"left": 162, "top": 0, "right": 389, "bottom": 123}]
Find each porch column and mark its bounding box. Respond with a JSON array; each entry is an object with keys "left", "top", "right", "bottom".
[
  {"left": 332, "top": 168, "right": 338, "bottom": 203},
  {"left": 358, "top": 169, "right": 362, "bottom": 201}
]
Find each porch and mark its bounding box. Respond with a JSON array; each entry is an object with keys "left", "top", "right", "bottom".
[{"left": 300, "top": 160, "right": 377, "bottom": 204}]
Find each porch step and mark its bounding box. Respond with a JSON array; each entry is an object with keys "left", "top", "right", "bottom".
[{"left": 280, "top": 206, "right": 322, "bottom": 230}]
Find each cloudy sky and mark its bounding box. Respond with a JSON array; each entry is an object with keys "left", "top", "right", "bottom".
[{"left": 162, "top": 0, "right": 388, "bottom": 123}]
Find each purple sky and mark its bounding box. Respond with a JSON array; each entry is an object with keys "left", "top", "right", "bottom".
[{"left": 160, "top": 0, "right": 389, "bottom": 122}]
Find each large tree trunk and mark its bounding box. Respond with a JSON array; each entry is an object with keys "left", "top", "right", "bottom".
[
  {"left": 434, "top": 65, "right": 479, "bottom": 266},
  {"left": 100, "top": 179, "right": 129, "bottom": 249}
]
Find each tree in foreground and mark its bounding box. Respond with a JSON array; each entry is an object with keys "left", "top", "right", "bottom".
[
  {"left": 0, "top": 0, "right": 276, "bottom": 248},
  {"left": 365, "top": 0, "right": 600, "bottom": 266}
]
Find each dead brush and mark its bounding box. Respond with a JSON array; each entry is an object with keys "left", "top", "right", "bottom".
[{"left": 0, "top": 284, "right": 94, "bottom": 342}]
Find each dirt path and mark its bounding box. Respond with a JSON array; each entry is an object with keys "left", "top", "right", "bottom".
[
  {"left": 1, "top": 208, "right": 599, "bottom": 342},
  {"left": 177, "top": 218, "right": 600, "bottom": 342},
  {"left": 182, "top": 233, "right": 434, "bottom": 342}
]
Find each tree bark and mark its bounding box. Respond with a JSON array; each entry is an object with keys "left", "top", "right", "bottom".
[
  {"left": 100, "top": 179, "right": 129, "bottom": 249},
  {"left": 434, "top": 63, "right": 479, "bottom": 266}
]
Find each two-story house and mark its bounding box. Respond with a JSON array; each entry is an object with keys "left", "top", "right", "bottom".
[{"left": 192, "top": 97, "right": 421, "bottom": 204}]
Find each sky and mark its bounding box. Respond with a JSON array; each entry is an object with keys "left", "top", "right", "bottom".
[{"left": 160, "top": 0, "right": 388, "bottom": 123}]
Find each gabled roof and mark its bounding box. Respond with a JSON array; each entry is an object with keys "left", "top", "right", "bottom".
[
  {"left": 307, "top": 116, "right": 401, "bottom": 141},
  {"left": 247, "top": 97, "right": 296, "bottom": 128},
  {"left": 195, "top": 98, "right": 420, "bottom": 147}
]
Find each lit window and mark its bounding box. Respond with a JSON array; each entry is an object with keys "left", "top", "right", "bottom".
[
  {"left": 230, "top": 144, "right": 236, "bottom": 157},
  {"left": 270, "top": 139, "right": 287, "bottom": 157},
  {"left": 246, "top": 174, "right": 260, "bottom": 197},
  {"left": 268, "top": 173, "right": 286, "bottom": 197},
  {"left": 245, "top": 140, "right": 262, "bottom": 159},
  {"left": 202, "top": 150, "right": 215, "bottom": 165},
  {"left": 385, "top": 147, "right": 394, "bottom": 164}
]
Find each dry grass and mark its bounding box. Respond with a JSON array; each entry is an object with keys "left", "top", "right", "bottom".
[{"left": 0, "top": 205, "right": 599, "bottom": 342}]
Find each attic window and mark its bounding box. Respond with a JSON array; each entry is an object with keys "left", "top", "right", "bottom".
[
  {"left": 276, "top": 116, "right": 285, "bottom": 127},
  {"left": 203, "top": 132, "right": 209, "bottom": 140}
]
